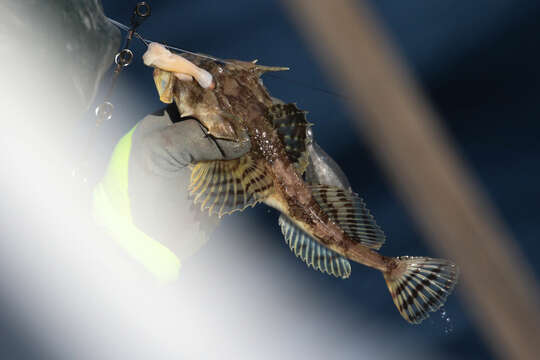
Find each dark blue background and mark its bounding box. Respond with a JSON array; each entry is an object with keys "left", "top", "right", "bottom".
[{"left": 74, "top": 1, "right": 540, "bottom": 359}]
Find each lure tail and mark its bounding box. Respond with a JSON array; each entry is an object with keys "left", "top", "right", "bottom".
[{"left": 383, "top": 256, "right": 459, "bottom": 324}]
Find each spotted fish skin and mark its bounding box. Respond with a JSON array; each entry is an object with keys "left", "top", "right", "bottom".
[{"left": 149, "top": 51, "right": 459, "bottom": 324}]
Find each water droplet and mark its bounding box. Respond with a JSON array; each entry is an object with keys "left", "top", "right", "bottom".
[
  {"left": 95, "top": 101, "right": 114, "bottom": 122},
  {"left": 439, "top": 307, "right": 454, "bottom": 334}
]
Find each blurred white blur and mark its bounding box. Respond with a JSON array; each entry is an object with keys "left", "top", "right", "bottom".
[{"left": 0, "top": 1, "right": 450, "bottom": 359}]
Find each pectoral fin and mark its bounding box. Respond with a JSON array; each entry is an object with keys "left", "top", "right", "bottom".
[
  {"left": 268, "top": 103, "right": 310, "bottom": 175},
  {"left": 189, "top": 154, "right": 274, "bottom": 217},
  {"left": 310, "top": 185, "right": 386, "bottom": 250},
  {"left": 279, "top": 214, "right": 351, "bottom": 279}
]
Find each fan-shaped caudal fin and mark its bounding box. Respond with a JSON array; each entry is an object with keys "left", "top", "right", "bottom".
[
  {"left": 384, "top": 256, "right": 459, "bottom": 324},
  {"left": 189, "top": 155, "right": 273, "bottom": 217}
]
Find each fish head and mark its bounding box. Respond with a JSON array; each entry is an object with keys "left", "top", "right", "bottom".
[{"left": 153, "top": 52, "right": 288, "bottom": 141}]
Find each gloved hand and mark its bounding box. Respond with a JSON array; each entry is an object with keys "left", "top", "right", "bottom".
[
  {"left": 94, "top": 102, "right": 349, "bottom": 282},
  {"left": 128, "top": 103, "right": 252, "bottom": 254},
  {"left": 93, "top": 103, "right": 251, "bottom": 282},
  {"left": 133, "top": 104, "right": 251, "bottom": 176}
]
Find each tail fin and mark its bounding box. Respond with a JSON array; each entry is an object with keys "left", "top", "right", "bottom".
[{"left": 383, "top": 256, "right": 459, "bottom": 324}]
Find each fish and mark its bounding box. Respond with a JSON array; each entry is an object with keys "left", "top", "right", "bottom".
[{"left": 144, "top": 43, "right": 459, "bottom": 324}]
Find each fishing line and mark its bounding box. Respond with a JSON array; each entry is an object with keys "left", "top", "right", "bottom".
[
  {"left": 264, "top": 73, "right": 346, "bottom": 100},
  {"left": 106, "top": 17, "right": 235, "bottom": 65},
  {"left": 105, "top": 17, "right": 347, "bottom": 100}
]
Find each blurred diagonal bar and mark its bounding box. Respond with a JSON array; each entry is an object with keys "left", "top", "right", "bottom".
[{"left": 281, "top": 0, "right": 540, "bottom": 359}]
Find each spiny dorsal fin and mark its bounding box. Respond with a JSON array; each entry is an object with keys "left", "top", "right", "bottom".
[
  {"left": 255, "top": 64, "right": 290, "bottom": 75},
  {"left": 310, "top": 185, "right": 386, "bottom": 250},
  {"left": 268, "top": 103, "right": 310, "bottom": 174},
  {"left": 279, "top": 214, "right": 351, "bottom": 279},
  {"left": 189, "top": 155, "right": 274, "bottom": 217}
]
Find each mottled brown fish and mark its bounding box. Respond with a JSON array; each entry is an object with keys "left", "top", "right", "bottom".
[{"left": 144, "top": 44, "right": 459, "bottom": 324}]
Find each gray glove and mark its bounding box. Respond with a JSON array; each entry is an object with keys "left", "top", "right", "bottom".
[{"left": 134, "top": 105, "right": 251, "bottom": 177}]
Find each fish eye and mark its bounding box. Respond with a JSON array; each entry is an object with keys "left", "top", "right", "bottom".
[{"left": 214, "top": 59, "right": 226, "bottom": 67}]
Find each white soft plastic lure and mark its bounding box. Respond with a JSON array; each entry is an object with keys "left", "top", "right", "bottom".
[{"left": 143, "top": 42, "right": 214, "bottom": 89}]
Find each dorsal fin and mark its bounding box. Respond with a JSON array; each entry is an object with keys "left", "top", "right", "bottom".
[
  {"left": 268, "top": 103, "right": 310, "bottom": 174},
  {"left": 189, "top": 155, "right": 274, "bottom": 217},
  {"left": 310, "top": 185, "right": 386, "bottom": 250},
  {"left": 279, "top": 214, "right": 351, "bottom": 278}
]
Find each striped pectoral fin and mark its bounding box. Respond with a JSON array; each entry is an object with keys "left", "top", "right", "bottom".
[
  {"left": 384, "top": 256, "right": 459, "bottom": 324},
  {"left": 189, "top": 154, "right": 274, "bottom": 217},
  {"left": 310, "top": 185, "right": 386, "bottom": 250},
  {"left": 279, "top": 214, "right": 351, "bottom": 279},
  {"left": 268, "top": 103, "right": 310, "bottom": 175}
]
